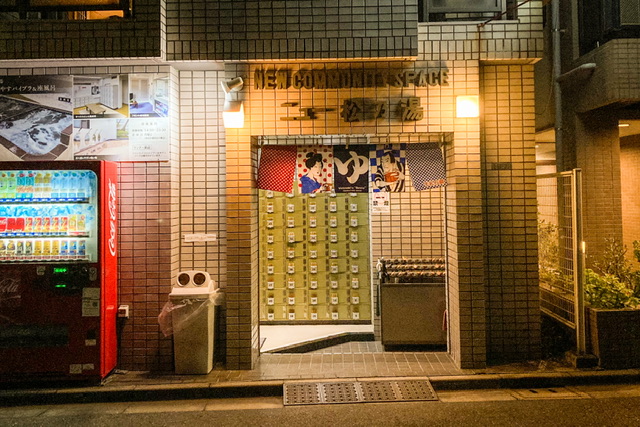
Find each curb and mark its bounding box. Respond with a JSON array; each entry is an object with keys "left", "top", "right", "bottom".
[
  {"left": 0, "top": 381, "right": 284, "bottom": 407},
  {"left": 429, "top": 370, "right": 640, "bottom": 390},
  {"left": 2, "top": 370, "right": 640, "bottom": 407}
]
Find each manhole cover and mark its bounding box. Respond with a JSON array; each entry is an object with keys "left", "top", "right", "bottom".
[{"left": 284, "top": 379, "right": 438, "bottom": 405}]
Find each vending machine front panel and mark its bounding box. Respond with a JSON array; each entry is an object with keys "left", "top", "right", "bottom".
[{"left": 0, "top": 161, "right": 117, "bottom": 383}]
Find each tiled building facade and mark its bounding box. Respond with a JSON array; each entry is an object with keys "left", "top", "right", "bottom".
[
  {"left": 0, "top": 0, "right": 543, "bottom": 371},
  {"left": 535, "top": 2, "right": 640, "bottom": 269}
]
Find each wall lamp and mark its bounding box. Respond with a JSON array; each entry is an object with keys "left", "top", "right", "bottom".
[
  {"left": 456, "top": 95, "right": 480, "bottom": 118},
  {"left": 221, "top": 77, "right": 244, "bottom": 128}
]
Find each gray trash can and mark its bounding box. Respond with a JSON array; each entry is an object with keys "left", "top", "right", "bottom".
[{"left": 169, "top": 271, "right": 218, "bottom": 374}]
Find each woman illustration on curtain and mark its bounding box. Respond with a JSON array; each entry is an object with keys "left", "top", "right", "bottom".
[{"left": 300, "top": 152, "right": 325, "bottom": 193}]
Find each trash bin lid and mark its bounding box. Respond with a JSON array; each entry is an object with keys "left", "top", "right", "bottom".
[
  {"left": 170, "top": 270, "right": 217, "bottom": 297},
  {"left": 169, "top": 287, "right": 215, "bottom": 298}
]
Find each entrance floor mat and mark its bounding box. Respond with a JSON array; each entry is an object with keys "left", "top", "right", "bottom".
[{"left": 283, "top": 379, "right": 438, "bottom": 405}]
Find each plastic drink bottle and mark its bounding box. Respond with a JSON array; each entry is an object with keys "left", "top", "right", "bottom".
[
  {"left": 43, "top": 172, "right": 52, "bottom": 199},
  {"left": 34, "top": 172, "right": 43, "bottom": 198},
  {"left": 51, "top": 172, "right": 60, "bottom": 198},
  {"left": 0, "top": 172, "right": 6, "bottom": 198},
  {"left": 59, "top": 172, "right": 69, "bottom": 198},
  {"left": 25, "top": 171, "right": 34, "bottom": 199},
  {"left": 6, "top": 172, "right": 17, "bottom": 199}
]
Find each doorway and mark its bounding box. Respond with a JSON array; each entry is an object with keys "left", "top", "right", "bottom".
[{"left": 256, "top": 137, "right": 448, "bottom": 356}]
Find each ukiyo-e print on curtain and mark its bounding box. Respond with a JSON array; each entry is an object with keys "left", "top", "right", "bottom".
[
  {"left": 370, "top": 144, "right": 406, "bottom": 192},
  {"left": 296, "top": 145, "right": 334, "bottom": 194}
]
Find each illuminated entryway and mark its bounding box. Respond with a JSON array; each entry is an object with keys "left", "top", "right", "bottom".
[{"left": 254, "top": 134, "right": 448, "bottom": 355}]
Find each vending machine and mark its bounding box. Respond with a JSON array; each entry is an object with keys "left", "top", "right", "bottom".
[{"left": 0, "top": 161, "right": 118, "bottom": 383}]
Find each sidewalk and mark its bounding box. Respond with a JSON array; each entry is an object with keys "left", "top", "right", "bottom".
[{"left": 3, "top": 347, "right": 640, "bottom": 407}]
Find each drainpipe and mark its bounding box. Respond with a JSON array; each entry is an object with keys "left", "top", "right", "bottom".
[{"left": 552, "top": 0, "right": 563, "bottom": 172}]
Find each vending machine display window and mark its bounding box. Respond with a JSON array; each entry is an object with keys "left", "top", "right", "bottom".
[{"left": 0, "top": 169, "right": 98, "bottom": 263}]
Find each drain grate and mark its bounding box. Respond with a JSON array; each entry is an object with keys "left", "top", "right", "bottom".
[
  {"left": 284, "top": 379, "right": 438, "bottom": 405},
  {"left": 510, "top": 387, "right": 587, "bottom": 400}
]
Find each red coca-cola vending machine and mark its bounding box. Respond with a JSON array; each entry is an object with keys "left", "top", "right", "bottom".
[{"left": 0, "top": 161, "right": 117, "bottom": 383}]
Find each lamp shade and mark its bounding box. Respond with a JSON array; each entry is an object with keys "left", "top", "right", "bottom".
[
  {"left": 223, "top": 100, "right": 244, "bottom": 128},
  {"left": 456, "top": 95, "right": 480, "bottom": 118}
]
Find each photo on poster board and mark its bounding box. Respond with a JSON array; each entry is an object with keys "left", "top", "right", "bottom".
[
  {"left": 333, "top": 145, "right": 369, "bottom": 193},
  {"left": 296, "top": 146, "right": 334, "bottom": 194},
  {"left": 370, "top": 144, "right": 406, "bottom": 192},
  {"left": 71, "top": 73, "right": 170, "bottom": 161},
  {"left": 0, "top": 75, "right": 73, "bottom": 161},
  {"left": 73, "top": 75, "right": 129, "bottom": 119},
  {"left": 73, "top": 118, "right": 129, "bottom": 160},
  {"left": 128, "top": 74, "right": 169, "bottom": 118}
]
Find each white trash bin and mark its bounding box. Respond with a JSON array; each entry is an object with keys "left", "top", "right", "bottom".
[{"left": 169, "top": 271, "right": 219, "bottom": 374}]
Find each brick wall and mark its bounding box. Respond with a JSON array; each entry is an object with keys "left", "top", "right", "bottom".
[
  {"left": 0, "top": 1, "right": 164, "bottom": 60},
  {"left": 481, "top": 64, "right": 541, "bottom": 364},
  {"left": 165, "top": 0, "right": 418, "bottom": 61}
]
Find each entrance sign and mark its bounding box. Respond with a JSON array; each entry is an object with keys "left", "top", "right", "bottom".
[{"left": 255, "top": 68, "right": 449, "bottom": 90}]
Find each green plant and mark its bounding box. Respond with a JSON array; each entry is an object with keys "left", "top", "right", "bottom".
[
  {"left": 584, "top": 268, "right": 640, "bottom": 309},
  {"left": 585, "top": 238, "right": 640, "bottom": 309}
]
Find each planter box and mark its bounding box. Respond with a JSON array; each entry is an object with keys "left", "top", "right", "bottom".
[{"left": 587, "top": 307, "right": 640, "bottom": 369}]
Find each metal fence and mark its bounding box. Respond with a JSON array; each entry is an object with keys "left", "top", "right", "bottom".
[{"left": 537, "top": 169, "right": 586, "bottom": 354}]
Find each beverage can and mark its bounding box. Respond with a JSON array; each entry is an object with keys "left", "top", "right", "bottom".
[
  {"left": 24, "top": 240, "right": 33, "bottom": 256},
  {"left": 60, "top": 239, "right": 68, "bottom": 256},
  {"left": 78, "top": 239, "right": 86, "bottom": 256},
  {"left": 6, "top": 240, "right": 16, "bottom": 258},
  {"left": 69, "top": 240, "right": 77, "bottom": 256},
  {"left": 0, "top": 239, "right": 6, "bottom": 258},
  {"left": 34, "top": 240, "right": 42, "bottom": 256},
  {"left": 51, "top": 239, "right": 60, "bottom": 256},
  {"left": 15, "top": 240, "right": 23, "bottom": 256},
  {"left": 43, "top": 240, "right": 51, "bottom": 256},
  {"left": 50, "top": 216, "right": 59, "bottom": 234},
  {"left": 42, "top": 217, "right": 51, "bottom": 234},
  {"left": 33, "top": 217, "right": 42, "bottom": 233},
  {"left": 15, "top": 217, "right": 24, "bottom": 233},
  {"left": 24, "top": 217, "right": 33, "bottom": 233},
  {"left": 59, "top": 216, "right": 68, "bottom": 233}
]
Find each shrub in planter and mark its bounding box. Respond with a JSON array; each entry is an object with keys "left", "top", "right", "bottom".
[{"left": 585, "top": 261, "right": 640, "bottom": 369}]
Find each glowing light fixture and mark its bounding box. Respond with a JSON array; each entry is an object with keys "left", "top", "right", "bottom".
[
  {"left": 619, "top": 123, "right": 630, "bottom": 127},
  {"left": 220, "top": 77, "right": 244, "bottom": 128},
  {"left": 456, "top": 95, "right": 480, "bottom": 118},
  {"left": 222, "top": 100, "right": 245, "bottom": 129}
]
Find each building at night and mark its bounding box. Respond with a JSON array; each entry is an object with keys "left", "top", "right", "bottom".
[{"left": 0, "top": 0, "right": 544, "bottom": 375}]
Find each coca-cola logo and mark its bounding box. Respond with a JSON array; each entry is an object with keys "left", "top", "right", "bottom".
[
  {"left": 0, "top": 277, "right": 21, "bottom": 308},
  {"left": 108, "top": 180, "right": 117, "bottom": 257}
]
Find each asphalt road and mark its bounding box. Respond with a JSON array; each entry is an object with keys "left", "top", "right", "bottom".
[{"left": 3, "top": 384, "right": 640, "bottom": 427}]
